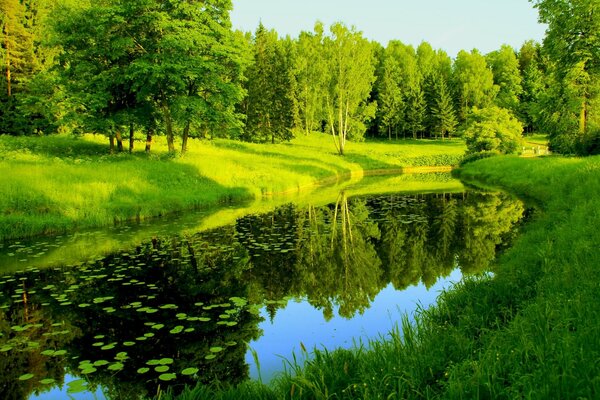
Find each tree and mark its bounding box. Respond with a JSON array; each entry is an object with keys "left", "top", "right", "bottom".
[
  {"left": 376, "top": 49, "right": 404, "bottom": 140},
  {"left": 244, "top": 24, "right": 297, "bottom": 143},
  {"left": 295, "top": 22, "right": 327, "bottom": 135},
  {"left": 405, "top": 85, "right": 426, "bottom": 139},
  {"left": 452, "top": 50, "right": 498, "bottom": 121},
  {"left": 431, "top": 77, "right": 458, "bottom": 139},
  {"left": 323, "top": 23, "right": 376, "bottom": 155},
  {"left": 487, "top": 45, "right": 523, "bottom": 115},
  {"left": 530, "top": 0, "right": 600, "bottom": 154},
  {"left": 462, "top": 106, "right": 524, "bottom": 154},
  {"left": 518, "top": 41, "right": 547, "bottom": 133}
]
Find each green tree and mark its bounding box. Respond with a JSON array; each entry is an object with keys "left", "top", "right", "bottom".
[
  {"left": 376, "top": 49, "right": 404, "bottom": 140},
  {"left": 405, "top": 85, "right": 426, "bottom": 139},
  {"left": 295, "top": 22, "right": 327, "bottom": 135},
  {"left": 462, "top": 106, "right": 524, "bottom": 154},
  {"left": 244, "top": 24, "right": 297, "bottom": 143},
  {"left": 518, "top": 41, "right": 547, "bottom": 133},
  {"left": 487, "top": 45, "right": 523, "bottom": 115},
  {"left": 431, "top": 77, "right": 458, "bottom": 139},
  {"left": 323, "top": 23, "right": 376, "bottom": 155},
  {"left": 452, "top": 50, "right": 498, "bottom": 121},
  {"left": 530, "top": 0, "right": 600, "bottom": 154}
]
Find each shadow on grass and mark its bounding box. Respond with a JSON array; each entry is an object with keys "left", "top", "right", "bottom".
[{"left": 0, "top": 156, "right": 253, "bottom": 241}]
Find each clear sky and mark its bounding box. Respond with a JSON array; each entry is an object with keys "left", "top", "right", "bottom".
[{"left": 230, "top": 0, "right": 547, "bottom": 58}]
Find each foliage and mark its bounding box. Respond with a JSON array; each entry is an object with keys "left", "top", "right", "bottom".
[
  {"left": 452, "top": 50, "right": 498, "bottom": 121},
  {"left": 530, "top": 0, "right": 600, "bottom": 154},
  {"left": 487, "top": 44, "right": 523, "bottom": 114},
  {"left": 323, "top": 23, "right": 377, "bottom": 155},
  {"left": 244, "top": 24, "right": 297, "bottom": 143},
  {"left": 462, "top": 106, "right": 524, "bottom": 154}
]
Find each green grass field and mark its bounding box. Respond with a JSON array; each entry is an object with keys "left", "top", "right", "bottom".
[
  {"left": 0, "top": 133, "right": 465, "bottom": 241},
  {"left": 159, "top": 154, "right": 600, "bottom": 399}
]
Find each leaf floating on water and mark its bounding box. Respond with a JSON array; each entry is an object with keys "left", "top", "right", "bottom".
[
  {"left": 40, "top": 378, "right": 55, "bottom": 385},
  {"left": 108, "top": 362, "right": 124, "bottom": 371},
  {"left": 205, "top": 354, "right": 216, "bottom": 360},
  {"left": 137, "top": 367, "right": 150, "bottom": 374},
  {"left": 155, "top": 365, "right": 170, "bottom": 373},
  {"left": 93, "top": 360, "right": 109, "bottom": 366},
  {"left": 18, "top": 373, "right": 34, "bottom": 381},
  {"left": 66, "top": 379, "right": 88, "bottom": 394},
  {"left": 158, "top": 373, "right": 177, "bottom": 381},
  {"left": 209, "top": 346, "right": 223, "bottom": 353},
  {"left": 181, "top": 367, "right": 199, "bottom": 376},
  {"left": 169, "top": 326, "right": 184, "bottom": 334}
]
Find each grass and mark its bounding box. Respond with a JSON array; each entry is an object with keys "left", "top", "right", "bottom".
[
  {"left": 159, "top": 154, "right": 600, "bottom": 399},
  {"left": 0, "top": 132, "right": 465, "bottom": 241}
]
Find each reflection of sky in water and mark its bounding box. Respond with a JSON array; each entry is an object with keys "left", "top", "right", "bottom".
[
  {"left": 30, "top": 374, "right": 106, "bottom": 400},
  {"left": 246, "top": 269, "right": 462, "bottom": 382},
  {"left": 28, "top": 272, "right": 461, "bottom": 399}
]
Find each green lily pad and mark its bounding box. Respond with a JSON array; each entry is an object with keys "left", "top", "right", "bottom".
[
  {"left": 137, "top": 367, "right": 150, "bottom": 374},
  {"left": 155, "top": 365, "right": 170, "bottom": 373},
  {"left": 158, "top": 373, "right": 177, "bottom": 381},
  {"left": 18, "top": 373, "right": 34, "bottom": 381},
  {"left": 181, "top": 367, "right": 199, "bottom": 376}
]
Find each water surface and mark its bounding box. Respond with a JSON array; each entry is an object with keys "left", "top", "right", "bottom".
[{"left": 0, "top": 176, "right": 527, "bottom": 399}]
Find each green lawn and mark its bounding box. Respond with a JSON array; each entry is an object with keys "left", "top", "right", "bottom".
[
  {"left": 161, "top": 154, "right": 600, "bottom": 399},
  {"left": 0, "top": 133, "right": 465, "bottom": 241}
]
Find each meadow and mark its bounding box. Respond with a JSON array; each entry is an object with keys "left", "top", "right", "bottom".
[
  {"left": 0, "top": 133, "right": 465, "bottom": 241},
  {"left": 159, "top": 154, "right": 600, "bottom": 399}
]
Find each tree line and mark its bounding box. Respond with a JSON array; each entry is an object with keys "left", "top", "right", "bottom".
[{"left": 1, "top": 0, "right": 598, "bottom": 155}]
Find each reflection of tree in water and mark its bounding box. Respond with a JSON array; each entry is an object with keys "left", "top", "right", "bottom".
[
  {"left": 459, "top": 192, "right": 525, "bottom": 273},
  {"left": 371, "top": 191, "right": 524, "bottom": 288},
  {"left": 0, "top": 189, "right": 526, "bottom": 399},
  {"left": 0, "top": 274, "right": 78, "bottom": 400},
  {"left": 0, "top": 227, "right": 263, "bottom": 400}
]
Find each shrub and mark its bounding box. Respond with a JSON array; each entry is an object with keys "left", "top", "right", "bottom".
[{"left": 462, "top": 107, "right": 524, "bottom": 155}]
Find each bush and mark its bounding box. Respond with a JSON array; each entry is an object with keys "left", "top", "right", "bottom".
[{"left": 462, "top": 107, "right": 524, "bottom": 155}]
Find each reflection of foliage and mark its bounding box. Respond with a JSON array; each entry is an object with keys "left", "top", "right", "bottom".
[
  {"left": 0, "top": 274, "right": 78, "bottom": 400},
  {"left": 0, "top": 189, "right": 526, "bottom": 398},
  {"left": 459, "top": 192, "right": 525, "bottom": 273}
]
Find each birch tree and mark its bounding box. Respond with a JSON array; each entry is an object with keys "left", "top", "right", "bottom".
[{"left": 324, "top": 23, "right": 376, "bottom": 155}]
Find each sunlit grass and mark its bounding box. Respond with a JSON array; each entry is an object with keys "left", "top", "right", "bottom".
[{"left": 0, "top": 133, "right": 465, "bottom": 241}]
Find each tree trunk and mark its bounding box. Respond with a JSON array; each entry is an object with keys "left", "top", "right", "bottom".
[
  {"left": 109, "top": 135, "right": 115, "bottom": 154},
  {"left": 129, "top": 122, "right": 134, "bottom": 153},
  {"left": 388, "top": 126, "right": 391, "bottom": 141},
  {"left": 181, "top": 120, "right": 190, "bottom": 154},
  {"left": 162, "top": 101, "right": 175, "bottom": 152},
  {"left": 145, "top": 127, "right": 153, "bottom": 153},
  {"left": 115, "top": 129, "right": 124, "bottom": 152}
]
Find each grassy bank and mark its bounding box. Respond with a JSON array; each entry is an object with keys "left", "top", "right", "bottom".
[
  {"left": 162, "top": 155, "right": 600, "bottom": 399},
  {"left": 0, "top": 133, "right": 465, "bottom": 241}
]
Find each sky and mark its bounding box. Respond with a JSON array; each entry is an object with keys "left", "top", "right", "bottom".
[{"left": 230, "top": 0, "right": 548, "bottom": 58}]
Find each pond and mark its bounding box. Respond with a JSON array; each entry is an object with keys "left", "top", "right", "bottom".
[{"left": 0, "top": 174, "right": 528, "bottom": 400}]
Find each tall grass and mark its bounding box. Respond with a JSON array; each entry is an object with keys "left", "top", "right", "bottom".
[
  {"left": 0, "top": 133, "right": 465, "bottom": 241},
  {"left": 160, "top": 154, "right": 600, "bottom": 399}
]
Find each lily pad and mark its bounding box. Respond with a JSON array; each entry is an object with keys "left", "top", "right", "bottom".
[
  {"left": 158, "top": 373, "right": 177, "bottom": 381},
  {"left": 18, "top": 373, "right": 34, "bottom": 381},
  {"left": 181, "top": 367, "right": 199, "bottom": 376}
]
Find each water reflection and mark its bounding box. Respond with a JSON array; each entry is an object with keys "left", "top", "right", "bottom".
[{"left": 0, "top": 189, "right": 526, "bottom": 399}]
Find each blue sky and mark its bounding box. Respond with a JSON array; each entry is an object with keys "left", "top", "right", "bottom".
[{"left": 230, "top": 0, "right": 547, "bottom": 57}]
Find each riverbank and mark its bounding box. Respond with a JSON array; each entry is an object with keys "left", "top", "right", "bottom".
[
  {"left": 0, "top": 133, "right": 465, "bottom": 241},
  {"left": 162, "top": 154, "right": 600, "bottom": 399}
]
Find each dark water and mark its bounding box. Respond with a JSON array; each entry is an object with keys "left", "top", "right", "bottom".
[{"left": 0, "top": 186, "right": 527, "bottom": 400}]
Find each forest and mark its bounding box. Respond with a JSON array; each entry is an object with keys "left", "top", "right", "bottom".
[{"left": 1, "top": 0, "right": 599, "bottom": 156}]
